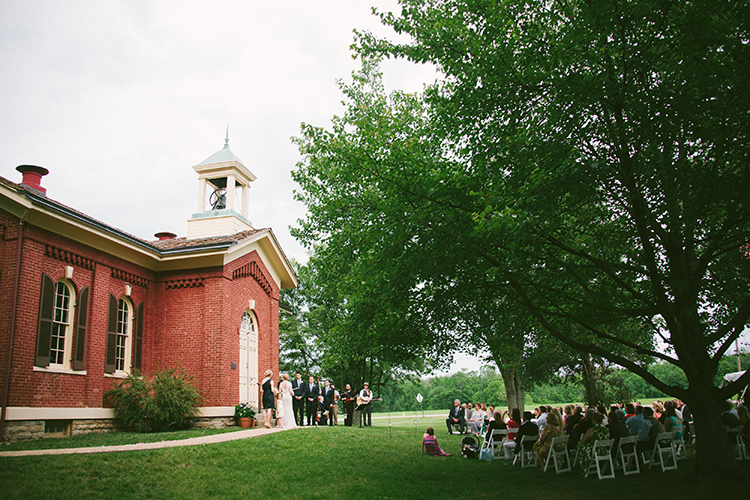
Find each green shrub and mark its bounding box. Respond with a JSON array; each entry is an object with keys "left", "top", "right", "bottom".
[{"left": 105, "top": 366, "right": 203, "bottom": 432}]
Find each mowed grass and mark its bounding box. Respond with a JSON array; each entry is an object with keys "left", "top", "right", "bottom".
[{"left": 1, "top": 425, "right": 747, "bottom": 500}]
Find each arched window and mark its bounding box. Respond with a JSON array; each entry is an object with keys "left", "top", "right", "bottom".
[
  {"left": 114, "top": 298, "right": 132, "bottom": 372},
  {"left": 35, "top": 275, "right": 88, "bottom": 371},
  {"left": 49, "top": 281, "right": 73, "bottom": 366},
  {"left": 105, "top": 295, "right": 135, "bottom": 375}
]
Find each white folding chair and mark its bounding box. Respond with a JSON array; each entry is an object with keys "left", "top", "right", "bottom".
[
  {"left": 543, "top": 435, "right": 571, "bottom": 474},
  {"left": 645, "top": 432, "right": 678, "bottom": 471},
  {"left": 490, "top": 428, "right": 508, "bottom": 458},
  {"left": 614, "top": 435, "right": 640, "bottom": 476},
  {"left": 727, "top": 426, "right": 746, "bottom": 461},
  {"left": 480, "top": 428, "right": 502, "bottom": 455},
  {"left": 512, "top": 434, "right": 538, "bottom": 468},
  {"left": 672, "top": 434, "right": 687, "bottom": 461},
  {"left": 583, "top": 439, "right": 615, "bottom": 480}
]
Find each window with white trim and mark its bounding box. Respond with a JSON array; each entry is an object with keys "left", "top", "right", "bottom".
[
  {"left": 50, "top": 281, "right": 73, "bottom": 366},
  {"left": 35, "top": 275, "right": 88, "bottom": 371},
  {"left": 114, "top": 298, "right": 133, "bottom": 373}
]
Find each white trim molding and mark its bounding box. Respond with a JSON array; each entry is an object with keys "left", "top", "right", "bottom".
[{"left": 5, "top": 406, "right": 235, "bottom": 421}]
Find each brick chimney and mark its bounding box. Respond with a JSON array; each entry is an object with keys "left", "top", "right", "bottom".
[
  {"left": 16, "top": 165, "right": 49, "bottom": 194},
  {"left": 154, "top": 232, "right": 177, "bottom": 240}
]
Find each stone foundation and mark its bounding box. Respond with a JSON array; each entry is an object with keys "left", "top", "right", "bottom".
[
  {"left": 192, "top": 417, "right": 237, "bottom": 429},
  {"left": 3, "top": 420, "right": 45, "bottom": 444},
  {"left": 3, "top": 417, "right": 240, "bottom": 444},
  {"left": 71, "top": 419, "right": 114, "bottom": 436}
]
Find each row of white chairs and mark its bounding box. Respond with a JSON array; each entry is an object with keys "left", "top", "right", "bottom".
[{"left": 485, "top": 429, "right": 686, "bottom": 480}]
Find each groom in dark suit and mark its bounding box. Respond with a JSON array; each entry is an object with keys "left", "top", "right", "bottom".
[
  {"left": 305, "top": 375, "right": 320, "bottom": 426},
  {"left": 292, "top": 372, "right": 306, "bottom": 426},
  {"left": 446, "top": 399, "right": 466, "bottom": 434}
]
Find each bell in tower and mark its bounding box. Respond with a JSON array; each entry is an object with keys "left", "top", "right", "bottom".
[{"left": 187, "top": 128, "right": 257, "bottom": 239}]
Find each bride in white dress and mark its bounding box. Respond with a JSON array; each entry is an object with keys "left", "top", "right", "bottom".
[{"left": 278, "top": 373, "right": 297, "bottom": 428}]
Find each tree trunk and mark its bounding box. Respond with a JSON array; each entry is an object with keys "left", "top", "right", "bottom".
[
  {"left": 685, "top": 374, "right": 738, "bottom": 474},
  {"left": 500, "top": 368, "right": 525, "bottom": 413},
  {"left": 580, "top": 353, "right": 598, "bottom": 406}
]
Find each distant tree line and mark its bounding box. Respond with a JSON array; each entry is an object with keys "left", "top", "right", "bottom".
[{"left": 373, "top": 354, "right": 750, "bottom": 414}]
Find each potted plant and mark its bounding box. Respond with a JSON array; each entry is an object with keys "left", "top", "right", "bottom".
[{"left": 235, "top": 402, "right": 256, "bottom": 428}]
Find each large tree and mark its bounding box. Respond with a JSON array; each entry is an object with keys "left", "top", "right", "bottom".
[
  {"left": 352, "top": 0, "right": 750, "bottom": 471},
  {"left": 293, "top": 0, "right": 750, "bottom": 472}
]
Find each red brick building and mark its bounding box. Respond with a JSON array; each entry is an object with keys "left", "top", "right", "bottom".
[{"left": 0, "top": 139, "right": 297, "bottom": 441}]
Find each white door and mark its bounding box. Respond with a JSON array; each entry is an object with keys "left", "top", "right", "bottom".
[{"left": 238, "top": 311, "right": 258, "bottom": 407}]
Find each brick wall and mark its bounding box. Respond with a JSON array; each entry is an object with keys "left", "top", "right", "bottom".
[{"left": 0, "top": 207, "right": 281, "bottom": 411}]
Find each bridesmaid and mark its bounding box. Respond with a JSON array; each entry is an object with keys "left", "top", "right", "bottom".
[{"left": 260, "top": 369, "right": 277, "bottom": 428}]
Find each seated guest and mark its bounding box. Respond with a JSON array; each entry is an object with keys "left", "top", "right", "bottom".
[
  {"left": 607, "top": 408, "right": 629, "bottom": 451},
  {"left": 722, "top": 400, "right": 740, "bottom": 427},
  {"left": 534, "top": 411, "right": 564, "bottom": 469},
  {"left": 465, "top": 403, "right": 473, "bottom": 422},
  {"left": 596, "top": 405, "right": 609, "bottom": 425},
  {"left": 626, "top": 405, "right": 645, "bottom": 435},
  {"left": 565, "top": 405, "right": 583, "bottom": 435},
  {"left": 446, "top": 399, "right": 466, "bottom": 434},
  {"left": 577, "top": 412, "right": 609, "bottom": 471},
  {"left": 563, "top": 405, "right": 573, "bottom": 428},
  {"left": 534, "top": 406, "right": 548, "bottom": 431},
  {"left": 514, "top": 411, "right": 539, "bottom": 456},
  {"left": 639, "top": 406, "right": 665, "bottom": 454},
  {"left": 468, "top": 402, "right": 486, "bottom": 435},
  {"left": 503, "top": 408, "right": 522, "bottom": 459},
  {"left": 652, "top": 401, "right": 664, "bottom": 422},
  {"left": 663, "top": 405, "right": 683, "bottom": 440},
  {"left": 488, "top": 405, "right": 496, "bottom": 422},
  {"left": 624, "top": 403, "right": 636, "bottom": 421},
  {"left": 569, "top": 407, "right": 595, "bottom": 449},
  {"left": 485, "top": 410, "right": 507, "bottom": 442},
  {"left": 506, "top": 408, "right": 522, "bottom": 440}
]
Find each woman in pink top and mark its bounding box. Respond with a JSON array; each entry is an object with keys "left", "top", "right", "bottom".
[{"left": 506, "top": 408, "right": 521, "bottom": 440}]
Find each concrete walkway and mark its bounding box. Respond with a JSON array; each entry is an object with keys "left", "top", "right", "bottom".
[{"left": 0, "top": 426, "right": 295, "bottom": 458}]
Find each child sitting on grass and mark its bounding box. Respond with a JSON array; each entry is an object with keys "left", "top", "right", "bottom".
[{"left": 422, "top": 427, "right": 451, "bottom": 456}]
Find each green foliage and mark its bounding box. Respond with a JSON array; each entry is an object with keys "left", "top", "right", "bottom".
[
  {"left": 105, "top": 367, "right": 203, "bottom": 433},
  {"left": 291, "top": 0, "right": 750, "bottom": 468}
]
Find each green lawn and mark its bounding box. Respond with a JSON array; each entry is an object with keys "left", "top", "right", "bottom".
[{"left": 1, "top": 426, "right": 746, "bottom": 500}]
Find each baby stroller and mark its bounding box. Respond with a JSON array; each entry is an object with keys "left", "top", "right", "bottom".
[{"left": 461, "top": 435, "right": 479, "bottom": 459}]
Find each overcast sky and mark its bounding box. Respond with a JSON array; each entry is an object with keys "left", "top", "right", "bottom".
[{"left": 0, "top": 0, "right": 437, "bottom": 265}]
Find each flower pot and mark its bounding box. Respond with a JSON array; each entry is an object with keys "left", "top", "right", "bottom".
[{"left": 239, "top": 417, "right": 254, "bottom": 429}]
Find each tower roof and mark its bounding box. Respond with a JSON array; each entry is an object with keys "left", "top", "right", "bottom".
[{"left": 198, "top": 128, "right": 246, "bottom": 166}]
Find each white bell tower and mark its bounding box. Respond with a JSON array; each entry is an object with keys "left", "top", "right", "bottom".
[{"left": 187, "top": 128, "right": 257, "bottom": 239}]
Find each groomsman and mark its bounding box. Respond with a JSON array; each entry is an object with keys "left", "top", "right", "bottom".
[
  {"left": 322, "top": 379, "right": 335, "bottom": 426},
  {"left": 291, "top": 372, "right": 305, "bottom": 426},
  {"left": 305, "top": 375, "right": 320, "bottom": 426}
]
